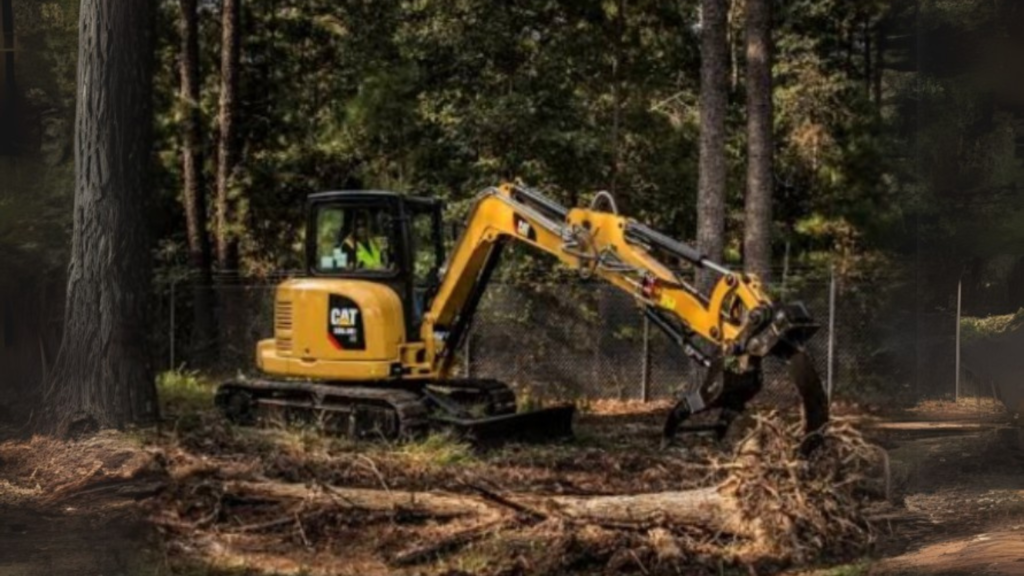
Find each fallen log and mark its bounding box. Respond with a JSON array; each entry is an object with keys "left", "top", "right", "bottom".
[
  {"left": 542, "top": 487, "right": 742, "bottom": 532},
  {"left": 226, "top": 481, "right": 501, "bottom": 521},
  {"left": 223, "top": 481, "right": 753, "bottom": 537}
]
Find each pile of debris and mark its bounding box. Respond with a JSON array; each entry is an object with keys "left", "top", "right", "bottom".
[{"left": 149, "top": 411, "right": 889, "bottom": 574}]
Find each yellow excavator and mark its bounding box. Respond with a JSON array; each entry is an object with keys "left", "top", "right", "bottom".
[{"left": 216, "top": 183, "right": 828, "bottom": 446}]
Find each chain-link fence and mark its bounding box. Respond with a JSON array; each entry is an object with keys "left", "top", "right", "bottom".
[
  {"left": 159, "top": 269, "right": 888, "bottom": 410},
  {"left": 462, "top": 279, "right": 876, "bottom": 408}
]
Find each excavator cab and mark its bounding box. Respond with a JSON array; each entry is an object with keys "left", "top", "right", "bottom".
[
  {"left": 218, "top": 189, "right": 576, "bottom": 442},
  {"left": 305, "top": 191, "right": 445, "bottom": 340}
]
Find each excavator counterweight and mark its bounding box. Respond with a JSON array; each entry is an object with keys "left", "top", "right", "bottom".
[{"left": 216, "top": 183, "right": 829, "bottom": 446}]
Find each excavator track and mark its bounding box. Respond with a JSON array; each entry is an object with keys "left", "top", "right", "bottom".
[
  {"left": 215, "top": 378, "right": 574, "bottom": 444},
  {"left": 216, "top": 379, "right": 430, "bottom": 440}
]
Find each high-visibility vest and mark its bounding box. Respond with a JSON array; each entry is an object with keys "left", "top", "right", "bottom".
[{"left": 354, "top": 239, "right": 383, "bottom": 268}]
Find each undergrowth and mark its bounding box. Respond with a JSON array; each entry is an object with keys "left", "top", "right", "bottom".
[
  {"left": 157, "top": 369, "right": 216, "bottom": 415},
  {"left": 395, "top": 432, "right": 475, "bottom": 467}
]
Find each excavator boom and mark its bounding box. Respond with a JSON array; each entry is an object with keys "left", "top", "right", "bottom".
[{"left": 423, "top": 183, "right": 828, "bottom": 442}]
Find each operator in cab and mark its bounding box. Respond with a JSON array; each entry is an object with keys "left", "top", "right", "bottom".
[{"left": 342, "top": 211, "right": 388, "bottom": 270}]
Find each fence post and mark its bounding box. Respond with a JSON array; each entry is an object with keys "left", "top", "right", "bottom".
[
  {"left": 955, "top": 278, "right": 961, "bottom": 402},
  {"left": 827, "top": 265, "right": 836, "bottom": 402},
  {"left": 464, "top": 327, "right": 472, "bottom": 378},
  {"left": 641, "top": 314, "right": 651, "bottom": 402},
  {"left": 781, "top": 240, "right": 791, "bottom": 299},
  {"left": 169, "top": 279, "right": 176, "bottom": 371}
]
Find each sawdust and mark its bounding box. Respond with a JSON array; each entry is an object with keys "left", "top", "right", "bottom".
[{"left": 0, "top": 430, "right": 157, "bottom": 505}]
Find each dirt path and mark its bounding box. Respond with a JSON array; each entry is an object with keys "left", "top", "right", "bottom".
[{"left": 865, "top": 402, "right": 1024, "bottom": 575}]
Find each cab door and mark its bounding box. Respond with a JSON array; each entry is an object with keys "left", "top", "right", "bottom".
[{"left": 401, "top": 198, "right": 445, "bottom": 340}]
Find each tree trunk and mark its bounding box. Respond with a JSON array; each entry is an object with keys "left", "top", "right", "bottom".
[
  {"left": 178, "top": 0, "right": 216, "bottom": 363},
  {"left": 225, "top": 481, "right": 754, "bottom": 537},
  {"left": 863, "top": 17, "right": 872, "bottom": 99},
  {"left": 696, "top": 0, "right": 729, "bottom": 291},
  {"left": 215, "top": 0, "right": 241, "bottom": 273},
  {"left": 1006, "top": 257, "right": 1024, "bottom": 312},
  {"left": 743, "top": 0, "right": 773, "bottom": 283},
  {"left": 0, "top": 0, "right": 16, "bottom": 155},
  {"left": 46, "top": 0, "right": 157, "bottom": 434},
  {"left": 874, "top": 18, "right": 885, "bottom": 111},
  {"left": 214, "top": 0, "right": 242, "bottom": 366}
]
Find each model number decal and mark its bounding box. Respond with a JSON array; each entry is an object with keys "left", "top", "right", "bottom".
[{"left": 327, "top": 294, "right": 366, "bottom": 350}]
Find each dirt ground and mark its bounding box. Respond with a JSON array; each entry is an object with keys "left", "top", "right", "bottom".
[
  {"left": 1, "top": 396, "right": 1023, "bottom": 575},
  {"left": 869, "top": 399, "right": 1024, "bottom": 576}
]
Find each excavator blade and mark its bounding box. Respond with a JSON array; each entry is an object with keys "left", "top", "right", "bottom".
[
  {"left": 430, "top": 404, "right": 576, "bottom": 446},
  {"left": 789, "top": 350, "right": 830, "bottom": 454}
]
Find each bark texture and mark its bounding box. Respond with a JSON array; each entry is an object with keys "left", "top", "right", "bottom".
[
  {"left": 226, "top": 481, "right": 753, "bottom": 537},
  {"left": 744, "top": 0, "right": 774, "bottom": 282},
  {"left": 215, "top": 0, "right": 241, "bottom": 272},
  {"left": 46, "top": 0, "right": 157, "bottom": 433},
  {"left": 0, "top": 0, "right": 16, "bottom": 155},
  {"left": 178, "top": 0, "right": 215, "bottom": 359},
  {"left": 696, "top": 0, "right": 729, "bottom": 291}
]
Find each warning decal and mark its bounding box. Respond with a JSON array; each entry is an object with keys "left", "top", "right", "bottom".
[
  {"left": 513, "top": 214, "right": 537, "bottom": 241},
  {"left": 327, "top": 294, "right": 365, "bottom": 350}
]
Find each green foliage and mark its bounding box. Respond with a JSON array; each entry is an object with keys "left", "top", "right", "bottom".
[
  {"left": 960, "top": 310, "right": 1024, "bottom": 344},
  {"left": 156, "top": 369, "right": 216, "bottom": 415},
  {"left": 0, "top": 0, "right": 78, "bottom": 291},
  {"left": 146, "top": 0, "right": 896, "bottom": 285}
]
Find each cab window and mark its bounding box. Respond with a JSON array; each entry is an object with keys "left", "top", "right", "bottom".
[
  {"left": 314, "top": 205, "right": 395, "bottom": 273},
  {"left": 410, "top": 210, "right": 440, "bottom": 286}
]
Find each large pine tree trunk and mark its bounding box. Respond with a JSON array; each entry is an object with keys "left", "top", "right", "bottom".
[
  {"left": 178, "top": 0, "right": 216, "bottom": 363},
  {"left": 214, "top": 0, "right": 243, "bottom": 367},
  {"left": 743, "top": 0, "right": 773, "bottom": 282},
  {"left": 696, "top": 0, "right": 729, "bottom": 291},
  {"left": 215, "top": 0, "right": 240, "bottom": 273},
  {"left": 46, "top": 0, "right": 157, "bottom": 433},
  {"left": 0, "top": 0, "right": 16, "bottom": 155}
]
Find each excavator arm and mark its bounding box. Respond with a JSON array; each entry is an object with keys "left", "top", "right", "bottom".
[{"left": 422, "top": 183, "right": 829, "bottom": 446}]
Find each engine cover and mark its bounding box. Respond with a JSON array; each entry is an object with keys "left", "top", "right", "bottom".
[{"left": 256, "top": 278, "right": 407, "bottom": 380}]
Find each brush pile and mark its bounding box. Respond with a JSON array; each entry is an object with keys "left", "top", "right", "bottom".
[
  {"left": 718, "top": 412, "right": 886, "bottom": 563},
  {"left": 143, "top": 407, "right": 887, "bottom": 574}
]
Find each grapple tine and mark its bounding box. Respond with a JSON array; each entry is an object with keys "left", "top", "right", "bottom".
[{"left": 789, "top": 351, "right": 830, "bottom": 454}]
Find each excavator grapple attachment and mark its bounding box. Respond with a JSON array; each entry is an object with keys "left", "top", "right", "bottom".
[{"left": 662, "top": 302, "right": 830, "bottom": 451}]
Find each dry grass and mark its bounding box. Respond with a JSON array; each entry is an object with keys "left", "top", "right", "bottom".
[{"left": 906, "top": 397, "right": 1006, "bottom": 421}]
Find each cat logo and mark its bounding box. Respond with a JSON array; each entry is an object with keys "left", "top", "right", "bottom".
[
  {"left": 330, "top": 307, "right": 359, "bottom": 327},
  {"left": 327, "top": 294, "right": 366, "bottom": 350},
  {"left": 513, "top": 214, "right": 537, "bottom": 241}
]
